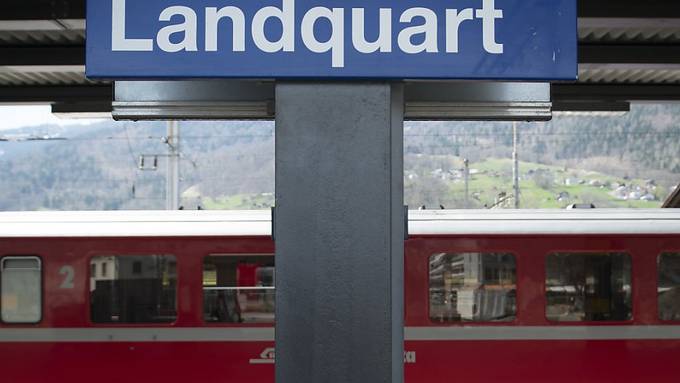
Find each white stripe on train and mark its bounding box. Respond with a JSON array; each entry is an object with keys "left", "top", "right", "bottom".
[
  {"left": 2, "top": 326, "right": 680, "bottom": 342},
  {"left": 2, "top": 209, "right": 680, "bottom": 238},
  {"left": 0, "top": 327, "right": 274, "bottom": 342},
  {"left": 405, "top": 326, "right": 680, "bottom": 341}
]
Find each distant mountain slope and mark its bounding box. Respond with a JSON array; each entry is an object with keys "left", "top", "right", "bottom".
[
  {"left": 0, "top": 120, "right": 274, "bottom": 210},
  {"left": 0, "top": 104, "right": 678, "bottom": 211}
]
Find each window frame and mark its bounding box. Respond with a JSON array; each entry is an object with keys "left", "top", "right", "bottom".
[
  {"left": 656, "top": 251, "right": 680, "bottom": 324},
  {"left": 544, "top": 251, "right": 634, "bottom": 324},
  {"left": 201, "top": 253, "right": 276, "bottom": 327},
  {"left": 87, "top": 253, "right": 179, "bottom": 327},
  {"left": 427, "top": 251, "right": 519, "bottom": 325},
  {"left": 0, "top": 255, "right": 43, "bottom": 325}
]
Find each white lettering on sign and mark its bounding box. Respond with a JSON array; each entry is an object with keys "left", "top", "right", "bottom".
[
  {"left": 205, "top": 7, "right": 246, "bottom": 52},
  {"left": 351, "top": 9, "right": 392, "bottom": 54},
  {"left": 301, "top": 7, "right": 345, "bottom": 68},
  {"left": 157, "top": 6, "right": 199, "bottom": 53},
  {"left": 398, "top": 7, "right": 439, "bottom": 54},
  {"left": 110, "top": 0, "right": 504, "bottom": 68},
  {"left": 111, "top": 0, "right": 153, "bottom": 51},
  {"left": 477, "top": 0, "right": 504, "bottom": 54},
  {"left": 445, "top": 9, "right": 473, "bottom": 53},
  {"left": 252, "top": 0, "right": 295, "bottom": 53}
]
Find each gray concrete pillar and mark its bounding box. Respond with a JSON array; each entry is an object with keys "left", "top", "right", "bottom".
[{"left": 275, "top": 82, "right": 404, "bottom": 383}]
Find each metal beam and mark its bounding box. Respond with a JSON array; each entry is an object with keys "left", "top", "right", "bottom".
[
  {"left": 0, "top": 46, "right": 84, "bottom": 66},
  {"left": 3, "top": 83, "right": 680, "bottom": 112},
  {"left": 580, "top": 45, "right": 680, "bottom": 65},
  {"left": 51, "top": 101, "right": 112, "bottom": 114},
  {"left": 0, "top": 85, "right": 111, "bottom": 103},
  {"left": 2, "top": 1, "right": 678, "bottom": 24},
  {"left": 5, "top": 0, "right": 677, "bottom": 21},
  {"left": 404, "top": 82, "right": 551, "bottom": 121},
  {"left": 0, "top": 0, "right": 85, "bottom": 20},
  {"left": 3, "top": 1, "right": 678, "bottom": 24},
  {"left": 578, "top": 0, "right": 680, "bottom": 18},
  {"left": 578, "top": 17, "right": 680, "bottom": 30},
  {"left": 113, "top": 81, "right": 552, "bottom": 121},
  {"left": 275, "top": 82, "right": 404, "bottom": 383},
  {"left": 552, "top": 100, "right": 631, "bottom": 112},
  {"left": 553, "top": 84, "right": 680, "bottom": 102},
  {"left": 113, "top": 80, "right": 275, "bottom": 120},
  {"left": 3, "top": 83, "right": 680, "bottom": 111}
]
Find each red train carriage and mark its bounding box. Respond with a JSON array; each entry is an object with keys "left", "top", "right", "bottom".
[{"left": 1, "top": 210, "right": 680, "bottom": 382}]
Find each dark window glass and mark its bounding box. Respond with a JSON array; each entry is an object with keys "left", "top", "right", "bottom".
[
  {"left": 1, "top": 257, "right": 41, "bottom": 323},
  {"left": 203, "top": 255, "right": 274, "bottom": 324},
  {"left": 90, "top": 255, "right": 177, "bottom": 323},
  {"left": 658, "top": 253, "right": 680, "bottom": 321},
  {"left": 546, "top": 252, "right": 632, "bottom": 322},
  {"left": 429, "top": 253, "right": 516, "bottom": 322}
]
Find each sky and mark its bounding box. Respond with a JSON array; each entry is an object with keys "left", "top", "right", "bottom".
[{"left": 0, "top": 105, "right": 105, "bottom": 131}]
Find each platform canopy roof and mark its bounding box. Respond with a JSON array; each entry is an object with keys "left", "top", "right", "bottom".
[{"left": 1, "top": 0, "right": 680, "bottom": 114}]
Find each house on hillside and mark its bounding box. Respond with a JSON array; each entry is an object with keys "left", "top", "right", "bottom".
[{"left": 556, "top": 191, "right": 570, "bottom": 202}]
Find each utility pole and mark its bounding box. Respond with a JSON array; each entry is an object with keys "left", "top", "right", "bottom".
[
  {"left": 512, "top": 121, "right": 520, "bottom": 209},
  {"left": 463, "top": 158, "right": 470, "bottom": 209},
  {"left": 165, "top": 121, "right": 180, "bottom": 210}
]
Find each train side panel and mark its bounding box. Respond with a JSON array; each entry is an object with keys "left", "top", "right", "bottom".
[
  {"left": 404, "top": 234, "right": 680, "bottom": 382},
  {"left": 0, "top": 236, "right": 276, "bottom": 383},
  {"left": 1, "top": 342, "right": 274, "bottom": 383},
  {"left": 405, "top": 339, "right": 680, "bottom": 383},
  {"left": 2, "top": 232, "right": 680, "bottom": 382}
]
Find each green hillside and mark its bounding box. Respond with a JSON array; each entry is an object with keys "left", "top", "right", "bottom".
[
  {"left": 405, "top": 156, "right": 664, "bottom": 209},
  {"left": 0, "top": 104, "right": 678, "bottom": 211}
]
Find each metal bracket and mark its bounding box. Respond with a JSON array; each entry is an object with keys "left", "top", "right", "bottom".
[{"left": 113, "top": 80, "right": 553, "bottom": 121}]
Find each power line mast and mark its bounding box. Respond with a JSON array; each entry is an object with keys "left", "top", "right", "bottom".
[
  {"left": 165, "top": 121, "right": 180, "bottom": 210},
  {"left": 512, "top": 121, "right": 520, "bottom": 209},
  {"left": 137, "top": 121, "right": 186, "bottom": 210},
  {"left": 463, "top": 158, "right": 470, "bottom": 208}
]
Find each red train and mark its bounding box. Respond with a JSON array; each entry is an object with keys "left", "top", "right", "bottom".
[{"left": 1, "top": 209, "right": 680, "bottom": 382}]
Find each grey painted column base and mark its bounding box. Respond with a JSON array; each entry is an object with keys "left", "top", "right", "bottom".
[{"left": 275, "top": 82, "right": 404, "bottom": 383}]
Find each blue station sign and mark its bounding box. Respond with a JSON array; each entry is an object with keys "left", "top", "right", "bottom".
[{"left": 86, "top": 0, "right": 577, "bottom": 80}]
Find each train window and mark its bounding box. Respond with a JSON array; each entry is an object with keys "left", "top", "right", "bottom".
[
  {"left": 658, "top": 253, "right": 680, "bottom": 321},
  {"left": 546, "top": 253, "right": 632, "bottom": 322},
  {"left": 1, "top": 257, "right": 42, "bottom": 324},
  {"left": 203, "top": 255, "right": 275, "bottom": 324},
  {"left": 429, "top": 253, "right": 516, "bottom": 322},
  {"left": 89, "top": 255, "right": 177, "bottom": 324}
]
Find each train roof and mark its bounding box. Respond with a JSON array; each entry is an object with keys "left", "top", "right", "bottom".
[{"left": 1, "top": 209, "right": 680, "bottom": 238}]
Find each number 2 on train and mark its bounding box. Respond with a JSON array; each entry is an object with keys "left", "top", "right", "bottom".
[{"left": 59, "top": 265, "right": 75, "bottom": 289}]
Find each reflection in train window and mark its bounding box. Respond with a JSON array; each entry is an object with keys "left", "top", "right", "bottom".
[
  {"left": 658, "top": 253, "right": 680, "bottom": 321},
  {"left": 89, "top": 255, "right": 177, "bottom": 323},
  {"left": 429, "top": 253, "right": 516, "bottom": 322},
  {"left": 203, "top": 255, "right": 275, "bottom": 324},
  {"left": 1, "top": 257, "right": 42, "bottom": 324},
  {"left": 546, "top": 253, "right": 631, "bottom": 322}
]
